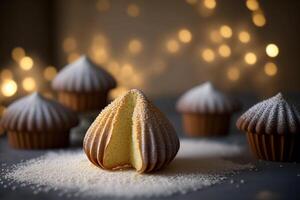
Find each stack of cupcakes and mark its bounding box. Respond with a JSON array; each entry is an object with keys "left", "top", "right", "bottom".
[
  {"left": 52, "top": 55, "right": 117, "bottom": 112},
  {"left": 177, "top": 82, "right": 240, "bottom": 137}
]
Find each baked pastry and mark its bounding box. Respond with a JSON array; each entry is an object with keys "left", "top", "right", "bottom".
[
  {"left": 176, "top": 82, "right": 240, "bottom": 136},
  {"left": 236, "top": 93, "right": 300, "bottom": 162},
  {"left": 83, "top": 89, "right": 180, "bottom": 173},
  {"left": 52, "top": 55, "right": 116, "bottom": 112},
  {"left": 0, "top": 92, "right": 79, "bottom": 149}
]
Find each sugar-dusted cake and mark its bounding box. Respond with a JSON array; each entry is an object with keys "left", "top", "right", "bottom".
[
  {"left": 52, "top": 55, "right": 117, "bottom": 112},
  {"left": 236, "top": 93, "right": 300, "bottom": 162},
  {"left": 83, "top": 89, "right": 180, "bottom": 173},
  {"left": 0, "top": 92, "right": 79, "bottom": 149},
  {"left": 176, "top": 82, "right": 240, "bottom": 136}
]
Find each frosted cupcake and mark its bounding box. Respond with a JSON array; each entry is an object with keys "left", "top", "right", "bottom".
[
  {"left": 52, "top": 55, "right": 117, "bottom": 112},
  {"left": 236, "top": 93, "right": 300, "bottom": 162},
  {"left": 176, "top": 82, "right": 240, "bottom": 137},
  {"left": 0, "top": 92, "right": 79, "bottom": 149}
]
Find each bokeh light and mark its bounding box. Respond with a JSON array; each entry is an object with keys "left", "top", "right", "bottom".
[
  {"left": 266, "top": 43, "right": 279, "bottom": 57},
  {"left": 63, "top": 37, "right": 77, "bottom": 53},
  {"left": 264, "top": 62, "right": 278, "bottom": 76},
  {"left": 128, "top": 39, "right": 143, "bottom": 54},
  {"left": 11, "top": 47, "right": 25, "bottom": 62},
  {"left": 22, "top": 77, "right": 36, "bottom": 92},
  {"left": 252, "top": 12, "right": 266, "bottom": 27},
  {"left": 178, "top": 29, "right": 193, "bottom": 43},
  {"left": 96, "top": 0, "right": 110, "bottom": 12},
  {"left": 91, "top": 47, "right": 109, "bottom": 64},
  {"left": 218, "top": 44, "right": 231, "bottom": 58},
  {"left": 220, "top": 25, "right": 232, "bottom": 38},
  {"left": 201, "top": 48, "right": 215, "bottom": 62},
  {"left": 246, "top": 0, "right": 259, "bottom": 11},
  {"left": 67, "top": 53, "right": 80, "bottom": 63},
  {"left": 210, "top": 30, "right": 223, "bottom": 43},
  {"left": 203, "top": 0, "right": 216, "bottom": 10},
  {"left": 238, "top": 31, "right": 251, "bottom": 43},
  {"left": 19, "top": 56, "right": 34, "bottom": 71},
  {"left": 244, "top": 52, "right": 257, "bottom": 65},
  {"left": 1, "top": 69, "right": 13, "bottom": 80},
  {"left": 185, "top": 0, "right": 198, "bottom": 5},
  {"left": 43, "top": 66, "right": 57, "bottom": 81},
  {"left": 227, "top": 66, "right": 240, "bottom": 81},
  {"left": 166, "top": 39, "right": 180, "bottom": 53},
  {"left": 1, "top": 79, "right": 17, "bottom": 97},
  {"left": 127, "top": 4, "right": 140, "bottom": 17}
]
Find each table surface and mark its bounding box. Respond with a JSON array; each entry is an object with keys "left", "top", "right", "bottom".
[{"left": 1, "top": 96, "right": 300, "bottom": 200}]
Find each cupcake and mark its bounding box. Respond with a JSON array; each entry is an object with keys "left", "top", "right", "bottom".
[
  {"left": 176, "top": 82, "right": 240, "bottom": 137},
  {"left": 0, "top": 92, "right": 79, "bottom": 149},
  {"left": 236, "top": 93, "right": 300, "bottom": 162},
  {"left": 52, "top": 55, "right": 117, "bottom": 112}
]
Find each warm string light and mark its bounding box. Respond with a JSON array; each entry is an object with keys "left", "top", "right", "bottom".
[
  {"left": 264, "top": 62, "right": 278, "bottom": 76},
  {"left": 201, "top": 48, "right": 215, "bottom": 62},
  {"left": 19, "top": 56, "right": 34, "bottom": 71},
  {"left": 178, "top": 29, "right": 193, "bottom": 43},
  {"left": 203, "top": 0, "right": 217, "bottom": 10},
  {"left": 265, "top": 43, "right": 279, "bottom": 57},
  {"left": 238, "top": 31, "right": 251, "bottom": 43},
  {"left": 11, "top": 47, "right": 25, "bottom": 62},
  {"left": 252, "top": 12, "right": 266, "bottom": 27},
  {"left": 128, "top": 39, "right": 143, "bottom": 54},
  {"left": 96, "top": 0, "right": 110, "bottom": 12},
  {"left": 127, "top": 4, "right": 140, "bottom": 17},
  {"left": 246, "top": 0, "right": 259, "bottom": 11},
  {"left": 1, "top": 79, "right": 17, "bottom": 97},
  {"left": 218, "top": 44, "right": 231, "bottom": 58},
  {"left": 22, "top": 77, "right": 36, "bottom": 92},
  {"left": 227, "top": 66, "right": 240, "bottom": 81},
  {"left": 43, "top": 66, "right": 57, "bottom": 81},
  {"left": 166, "top": 39, "right": 180, "bottom": 53},
  {"left": 244, "top": 52, "right": 257, "bottom": 65},
  {"left": 219, "top": 25, "right": 232, "bottom": 38}
]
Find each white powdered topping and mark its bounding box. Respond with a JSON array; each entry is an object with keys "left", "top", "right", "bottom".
[
  {"left": 177, "top": 82, "right": 238, "bottom": 114},
  {"left": 1, "top": 139, "right": 251, "bottom": 198}
]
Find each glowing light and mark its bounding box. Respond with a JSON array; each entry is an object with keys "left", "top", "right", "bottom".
[
  {"left": 203, "top": 0, "right": 216, "bottom": 10},
  {"left": 201, "top": 48, "right": 215, "bottom": 62},
  {"left": 246, "top": 0, "right": 259, "bottom": 11},
  {"left": 178, "top": 29, "right": 193, "bottom": 43},
  {"left": 218, "top": 44, "right": 231, "bottom": 58},
  {"left": 127, "top": 4, "right": 140, "bottom": 17},
  {"left": 1, "top": 79, "right": 17, "bottom": 97},
  {"left": 22, "top": 77, "right": 36, "bottom": 92},
  {"left": 19, "top": 56, "right": 34, "bottom": 71},
  {"left": 67, "top": 53, "right": 80, "bottom": 63},
  {"left": 122, "top": 64, "right": 134, "bottom": 75},
  {"left": 166, "top": 39, "right": 180, "bottom": 53},
  {"left": 128, "top": 39, "right": 143, "bottom": 54},
  {"left": 43, "top": 66, "right": 57, "bottom": 81},
  {"left": 252, "top": 13, "right": 266, "bottom": 27},
  {"left": 227, "top": 67, "right": 240, "bottom": 81},
  {"left": 1, "top": 70, "right": 13, "bottom": 80},
  {"left": 220, "top": 25, "right": 232, "bottom": 38},
  {"left": 107, "top": 61, "right": 120, "bottom": 73},
  {"left": 91, "top": 47, "right": 108, "bottom": 64},
  {"left": 244, "top": 52, "right": 257, "bottom": 65},
  {"left": 96, "top": 0, "right": 110, "bottom": 12},
  {"left": 210, "top": 30, "right": 222, "bottom": 43},
  {"left": 63, "top": 37, "right": 77, "bottom": 53},
  {"left": 11, "top": 47, "right": 25, "bottom": 62},
  {"left": 238, "top": 31, "right": 251, "bottom": 43},
  {"left": 264, "top": 62, "right": 278, "bottom": 76},
  {"left": 186, "top": 0, "right": 198, "bottom": 5},
  {"left": 266, "top": 43, "right": 279, "bottom": 58}
]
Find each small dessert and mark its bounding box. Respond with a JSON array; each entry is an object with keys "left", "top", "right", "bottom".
[
  {"left": 52, "top": 55, "right": 117, "bottom": 112},
  {"left": 83, "top": 89, "right": 180, "bottom": 173},
  {"left": 176, "top": 82, "right": 240, "bottom": 137},
  {"left": 0, "top": 92, "right": 79, "bottom": 149},
  {"left": 236, "top": 93, "right": 300, "bottom": 162}
]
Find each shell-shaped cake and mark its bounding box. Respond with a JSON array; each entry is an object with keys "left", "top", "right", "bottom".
[
  {"left": 236, "top": 93, "right": 300, "bottom": 134},
  {"left": 83, "top": 89, "right": 180, "bottom": 173},
  {"left": 52, "top": 55, "right": 116, "bottom": 93},
  {"left": 0, "top": 92, "right": 79, "bottom": 149},
  {"left": 176, "top": 82, "right": 240, "bottom": 114}
]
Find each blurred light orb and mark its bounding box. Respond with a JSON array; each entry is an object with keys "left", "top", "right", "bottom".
[
  {"left": 1, "top": 69, "right": 13, "bottom": 80},
  {"left": 11, "top": 47, "right": 25, "bottom": 62},
  {"left": 244, "top": 52, "right": 257, "bottom": 65},
  {"left": 128, "top": 39, "right": 143, "bottom": 54},
  {"left": 91, "top": 47, "right": 108, "bottom": 64},
  {"left": 201, "top": 48, "right": 215, "bottom": 62},
  {"left": 252, "top": 13, "right": 266, "bottom": 27},
  {"left": 43, "top": 66, "right": 57, "bottom": 81},
  {"left": 264, "top": 62, "right": 278, "bottom": 76},
  {"left": 238, "top": 31, "right": 251, "bottom": 43},
  {"left": 67, "top": 53, "right": 80, "bottom": 63},
  {"left": 22, "top": 77, "right": 36, "bottom": 92},
  {"left": 220, "top": 25, "right": 232, "bottom": 38},
  {"left": 108, "top": 61, "right": 120, "bottom": 73},
  {"left": 19, "top": 56, "right": 34, "bottom": 71},
  {"left": 1, "top": 79, "right": 17, "bottom": 97},
  {"left": 186, "top": 0, "right": 198, "bottom": 5},
  {"left": 127, "top": 4, "right": 140, "bottom": 17},
  {"left": 122, "top": 64, "right": 134, "bottom": 76},
  {"left": 203, "top": 0, "right": 216, "bottom": 10},
  {"left": 218, "top": 44, "right": 231, "bottom": 58},
  {"left": 178, "top": 29, "right": 193, "bottom": 43},
  {"left": 227, "top": 67, "right": 240, "bottom": 81},
  {"left": 166, "top": 39, "right": 180, "bottom": 53},
  {"left": 246, "top": 0, "right": 259, "bottom": 11},
  {"left": 96, "top": 0, "right": 110, "bottom": 12},
  {"left": 266, "top": 43, "right": 279, "bottom": 57},
  {"left": 63, "top": 37, "right": 77, "bottom": 53},
  {"left": 210, "top": 30, "right": 222, "bottom": 43}
]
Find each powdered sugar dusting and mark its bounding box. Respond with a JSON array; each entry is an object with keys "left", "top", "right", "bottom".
[{"left": 1, "top": 139, "right": 251, "bottom": 198}]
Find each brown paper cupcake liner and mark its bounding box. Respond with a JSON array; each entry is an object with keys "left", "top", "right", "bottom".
[
  {"left": 58, "top": 92, "right": 108, "bottom": 112},
  {"left": 246, "top": 132, "right": 300, "bottom": 162},
  {"left": 7, "top": 131, "right": 69, "bottom": 149},
  {"left": 182, "top": 113, "right": 231, "bottom": 137}
]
